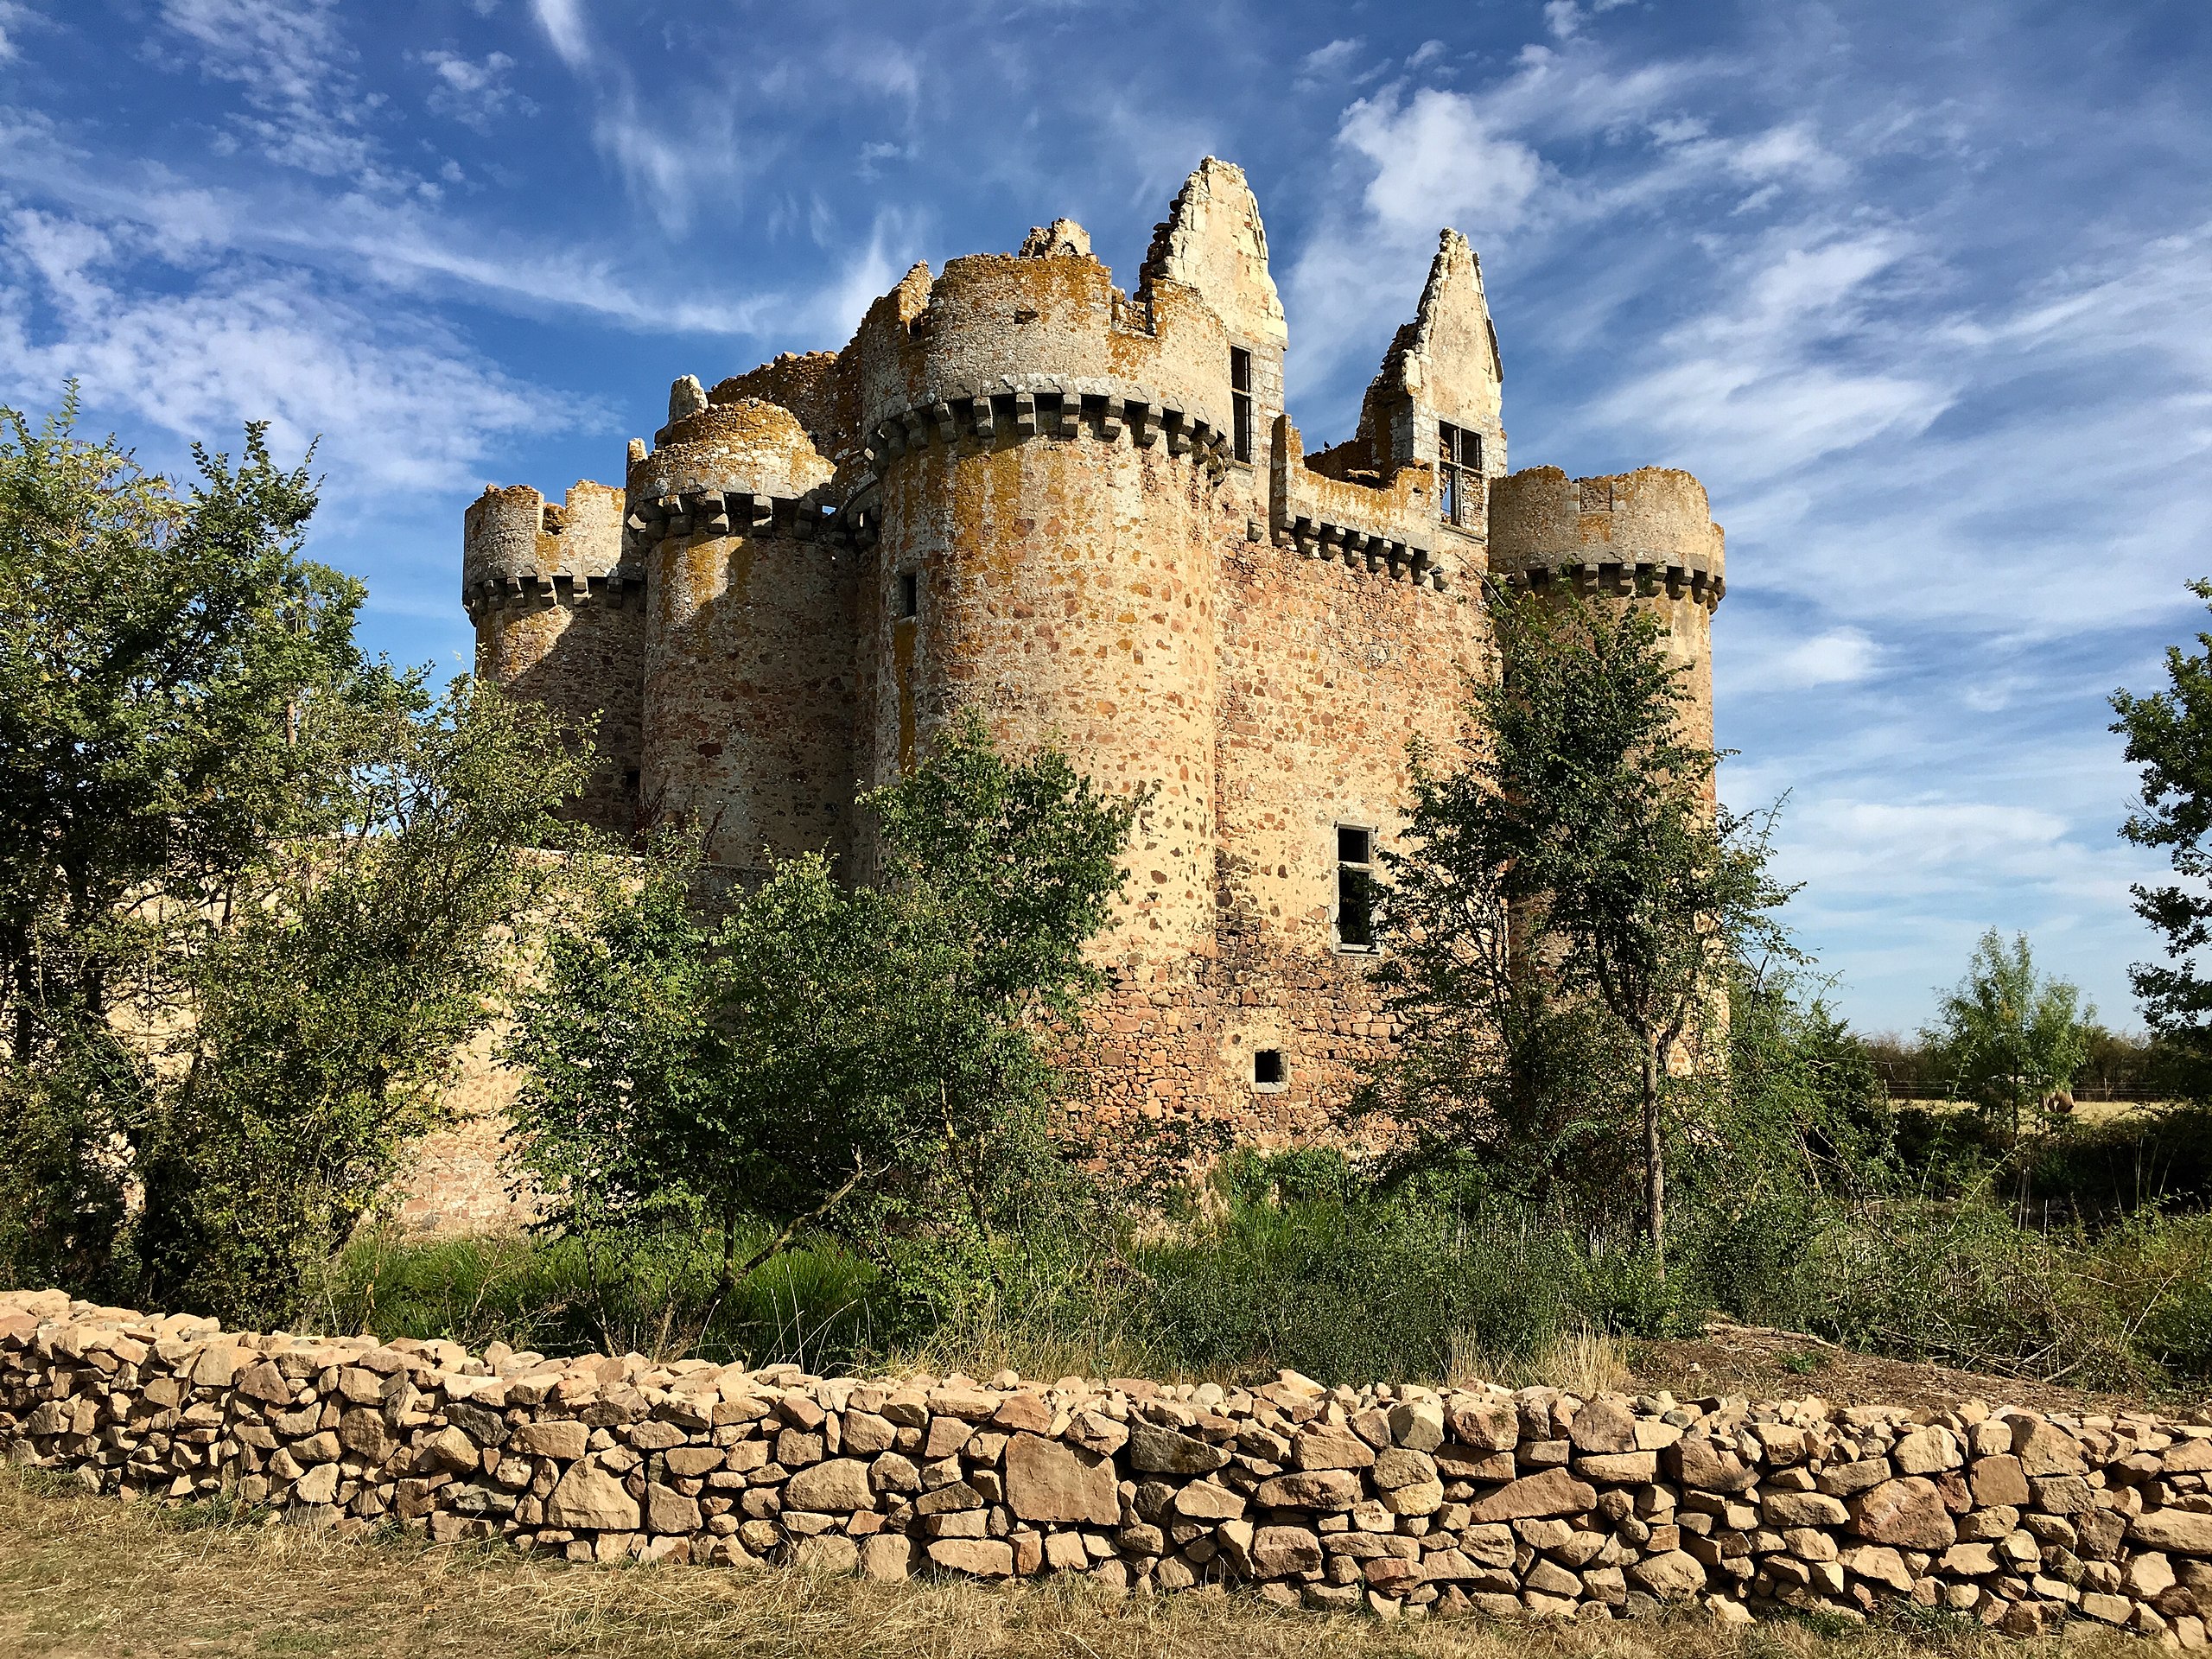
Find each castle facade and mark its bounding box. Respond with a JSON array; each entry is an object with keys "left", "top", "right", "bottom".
[{"left": 461, "top": 158, "right": 1726, "bottom": 1144}]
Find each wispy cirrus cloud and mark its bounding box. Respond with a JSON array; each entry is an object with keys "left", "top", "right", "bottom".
[{"left": 0, "top": 202, "right": 585, "bottom": 497}]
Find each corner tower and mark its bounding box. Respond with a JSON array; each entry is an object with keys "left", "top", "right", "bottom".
[
  {"left": 461, "top": 480, "right": 642, "bottom": 833},
  {"left": 1488, "top": 466, "right": 1727, "bottom": 759}
]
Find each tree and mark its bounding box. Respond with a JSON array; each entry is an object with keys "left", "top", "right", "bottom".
[
  {"left": 1921, "top": 929, "right": 2095, "bottom": 1145},
  {"left": 0, "top": 391, "right": 594, "bottom": 1319},
  {"left": 132, "top": 677, "right": 592, "bottom": 1324},
  {"left": 2113, "top": 580, "right": 2212, "bottom": 1083},
  {"left": 1370, "top": 584, "right": 1791, "bottom": 1267},
  {"left": 509, "top": 714, "right": 1140, "bottom": 1314},
  {"left": 0, "top": 392, "right": 359, "bottom": 1076}
]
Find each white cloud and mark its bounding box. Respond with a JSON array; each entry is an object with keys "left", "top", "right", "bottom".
[
  {"left": 531, "top": 0, "right": 590, "bottom": 71},
  {"left": 157, "top": 0, "right": 385, "bottom": 182},
  {"left": 1745, "top": 627, "right": 1881, "bottom": 690},
  {"left": 0, "top": 204, "right": 582, "bottom": 498},
  {"left": 0, "top": 1, "right": 35, "bottom": 65},
  {"left": 1339, "top": 87, "right": 1545, "bottom": 241},
  {"left": 419, "top": 49, "right": 527, "bottom": 131},
  {"left": 1299, "top": 38, "right": 1364, "bottom": 78},
  {"left": 1780, "top": 800, "right": 2124, "bottom": 902}
]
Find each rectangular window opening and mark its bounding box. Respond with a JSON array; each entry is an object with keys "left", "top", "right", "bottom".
[
  {"left": 1438, "top": 421, "right": 1481, "bottom": 527},
  {"left": 1254, "top": 1048, "right": 1285, "bottom": 1088},
  {"left": 896, "top": 569, "right": 919, "bottom": 620},
  {"left": 1230, "top": 346, "right": 1254, "bottom": 466},
  {"left": 1336, "top": 824, "right": 1376, "bottom": 951}
]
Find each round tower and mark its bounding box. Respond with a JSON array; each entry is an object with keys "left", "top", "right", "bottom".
[
  {"left": 1486, "top": 465, "right": 1726, "bottom": 757},
  {"left": 461, "top": 480, "right": 642, "bottom": 833},
  {"left": 626, "top": 383, "right": 857, "bottom": 876},
  {"left": 849, "top": 232, "right": 1236, "bottom": 987}
]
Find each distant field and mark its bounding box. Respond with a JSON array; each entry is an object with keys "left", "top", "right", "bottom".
[{"left": 0, "top": 1469, "right": 2150, "bottom": 1659}]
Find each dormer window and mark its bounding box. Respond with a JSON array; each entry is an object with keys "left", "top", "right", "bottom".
[
  {"left": 1230, "top": 348, "right": 1254, "bottom": 465},
  {"left": 1439, "top": 422, "right": 1482, "bottom": 527}
]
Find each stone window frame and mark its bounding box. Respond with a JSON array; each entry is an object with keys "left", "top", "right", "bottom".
[
  {"left": 1229, "top": 346, "right": 1255, "bottom": 467},
  {"left": 1437, "top": 421, "right": 1482, "bottom": 527},
  {"left": 1332, "top": 823, "right": 1380, "bottom": 954}
]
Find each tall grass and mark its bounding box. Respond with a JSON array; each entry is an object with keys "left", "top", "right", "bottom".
[{"left": 306, "top": 1145, "right": 2212, "bottom": 1396}]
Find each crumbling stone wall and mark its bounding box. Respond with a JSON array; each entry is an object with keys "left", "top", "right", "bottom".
[{"left": 6, "top": 1288, "right": 2209, "bottom": 1642}]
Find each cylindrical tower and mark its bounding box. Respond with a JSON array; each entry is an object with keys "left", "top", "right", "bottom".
[
  {"left": 627, "top": 388, "right": 859, "bottom": 877},
  {"left": 849, "top": 238, "right": 1237, "bottom": 1116},
  {"left": 1487, "top": 465, "right": 1726, "bottom": 758},
  {"left": 461, "top": 480, "right": 643, "bottom": 834}
]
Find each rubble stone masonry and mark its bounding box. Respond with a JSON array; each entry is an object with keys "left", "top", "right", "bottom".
[
  {"left": 456, "top": 156, "right": 1727, "bottom": 1162},
  {"left": 7, "top": 1287, "right": 2209, "bottom": 1641}
]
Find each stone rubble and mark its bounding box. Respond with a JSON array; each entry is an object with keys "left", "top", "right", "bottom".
[{"left": 7, "top": 1287, "right": 2212, "bottom": 1640}]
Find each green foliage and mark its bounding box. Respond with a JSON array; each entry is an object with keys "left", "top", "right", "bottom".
[
  {"left": 0, "top": 390, "right": 593, "bottom": 1325},
  {"left": 509, "top": 713, "right": 1141, "bottom": 1324},
  {"left": 1370, "top": 584, "right": 1793, "bottom": 1255},
  {"left": 1920, "top": 929, "right": 2096, "bottom": 1142},
  {"left": 2113, "top": 579, "right": 2212, "bottom": 1088},
  {"left": 133, "top": 678, "right": 591, "bottom": 1325}
]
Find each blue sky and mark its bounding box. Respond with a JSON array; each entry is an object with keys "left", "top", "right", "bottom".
[{"left": 3, "top": 0, "right": 2208, "bottom": 1035}]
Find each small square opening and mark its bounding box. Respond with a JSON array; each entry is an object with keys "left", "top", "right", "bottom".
[
  {"left": 1253, "top": 1048, "right": 1285, "bottom": 1088},
  {"left": 1337, "top": 825, "right": 1372, "bottom": 865},
  {"left": 896, "top": 570, "right": 918, "bottom": 619}
]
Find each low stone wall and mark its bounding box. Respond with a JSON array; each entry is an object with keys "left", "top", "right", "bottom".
[{"left": 5, "top": 1289, "right": 2210, "bottom": 1642}]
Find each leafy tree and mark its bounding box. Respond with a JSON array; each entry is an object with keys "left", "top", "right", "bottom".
[
  {"left": 1369, "top": 584, "right": 1792, "bottom": 1267},
  {"left": 1921, "top": 928, "right": 2095, "bottom": 1144},
  {"left": 0, "top": 391, "right": 592, "bottom": 1319},
  {"left": 509, "top": 714, "right": 1140, "bottom": 1319},
  {"left": 133, "top": 677, "right": 592, "bottom": 1324},
  {"left": 2113, "top": 580, "right": 2212, "bottom": 1086}
]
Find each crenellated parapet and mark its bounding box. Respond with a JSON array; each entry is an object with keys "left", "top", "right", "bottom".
[
  {"left": 1269, "top": 416, "right": 1458, "bottom": 594},
  {"left": 461, "top": 481, "right": 639, "bottom": 623},
  {"left": 863, "top": 375, "right": 1236, "bottom": 480},
  {"left": 1489, "top": 466, "right": 1726, "bottom": 613}
]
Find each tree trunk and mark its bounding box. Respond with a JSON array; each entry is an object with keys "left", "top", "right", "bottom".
[{"left": 1642, "top": 1036, "right": 1665, "bottom": 1280}]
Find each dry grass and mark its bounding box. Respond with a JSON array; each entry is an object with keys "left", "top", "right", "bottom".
[
  {"left": 0, "top": 1468, "right": 2153, "bottom": 1659},
  {"left": 1452, "top": 1327, "right": 1635, "bottom": 1397}
]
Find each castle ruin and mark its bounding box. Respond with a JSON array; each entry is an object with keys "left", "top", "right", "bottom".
[{"left": 460, "top": 157, "right": 1726, "bottom": 1147}]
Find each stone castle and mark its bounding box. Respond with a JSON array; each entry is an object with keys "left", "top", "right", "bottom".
[{"left": 460, "top": 157, "right": 1726, "bottom": 1146}]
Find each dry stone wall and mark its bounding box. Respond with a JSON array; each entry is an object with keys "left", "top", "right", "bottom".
[{"left": 6, "top": 1290, "right": 2212, "bottom": 1642}]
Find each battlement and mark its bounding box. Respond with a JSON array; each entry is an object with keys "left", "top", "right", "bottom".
[
  {"left": 1269, "top": 415, "right": 1455, "bottom": 593},
  {"left": 1490, "top": 466, "right": 1726, "bottom": 612},
  {"left": 460, "top": 480, "right": 633, "bottom": 621},
  {"left": 864, "top": 375, "right": 1235, "bottom": 480}
]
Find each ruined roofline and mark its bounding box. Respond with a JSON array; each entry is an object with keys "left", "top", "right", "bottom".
[{"left": 626, "top": 158, "right": 1493, "bottom": 601}]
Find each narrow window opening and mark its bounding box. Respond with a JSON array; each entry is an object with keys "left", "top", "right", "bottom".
[
  {"left": 1253, "top": 1048, "right": 1285, "bottom": 1088},
  {"left": 1438, "top": 422, "right": 1482, "bottom": 526},
  {"left": 1336, "top": 825, "right": 1376, "bottom": 951},
  {"left": 1230, "top": 347, "right": 1254, "bottom": 465},
  {"left": 896, "top": 570, "right": 918, "bottom": 619}
]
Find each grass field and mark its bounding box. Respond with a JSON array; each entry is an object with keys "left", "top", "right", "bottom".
[{"left": 0, "top": 1467, "right": 2153, "bottom": 1659}]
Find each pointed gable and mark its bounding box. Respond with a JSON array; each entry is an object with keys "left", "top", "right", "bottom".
[{"left": 1137, "top": 157, "right": 1287, "bottom": 349}]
